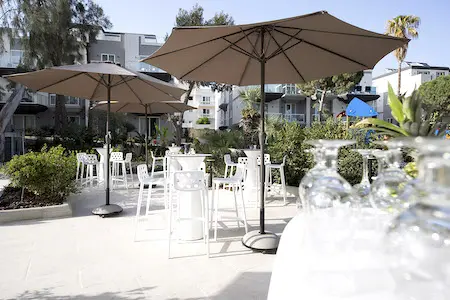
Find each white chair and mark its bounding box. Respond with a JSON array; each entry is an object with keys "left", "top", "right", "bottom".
[
  {"left": 265, "top": 155, "right": 288, "bottom": 205},
  {"left": 224, "top": 154, "right": 239, "bottom": 178},
  {"left": 110, "top": 152, "right": 128, "bottom": 189},
  {"left": 76, "top": 152, "right": 87, "bottom": 183},
  {"left": 124, "top": 153, "right": 133, "bottom": 184},
  {"left": 83, "top": 154, "right": 100, "bottom": 187},
  {"left": 211, "top": 163, "right": 249, "bottom": 241},
  {"left": 134, "top": 164, "right": 168, "bottom": 241},
  {"left": 151, "top": 151, "right": 165, "bottom": 178},
  {"left": 168, "top": 171, "right": 210, "bottom": 258},
  {"left": 237, "top": 157, "right": 248, "bottom": 183}
]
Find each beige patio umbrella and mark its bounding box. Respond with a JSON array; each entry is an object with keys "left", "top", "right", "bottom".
[
  {"left": 6, "top": 62, "right": 186, "bottom": 217},
  {"left": 142, "top": 11, "right": 409, "bottom": 252},
  {"left": 93, "top": 101, "right": 195, "bottom": 165}
]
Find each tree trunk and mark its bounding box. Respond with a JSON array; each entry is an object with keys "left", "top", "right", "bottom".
[
  {"left": 54, "top": 94, "right": 68, "bottom": 135},
  {"left": 0, "top": 84, "right": 26, "bottom": 163},
  {"left": 172, "top": 82, "right": 195, "bottom": 146},
  {"left": 397, "top": 60, "right": 402, "bottom": 97}
]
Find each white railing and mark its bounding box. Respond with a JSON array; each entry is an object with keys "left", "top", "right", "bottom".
[
  {"left": 267, "top": 113, "right": 305, "bottom": 123},
  {"left": 0, "top": 91, "right": 49, "bottom": 106}
]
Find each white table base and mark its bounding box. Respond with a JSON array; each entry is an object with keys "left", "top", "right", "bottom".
[{"left": 242, "top": 150, "right": 261, "bottom": 205}]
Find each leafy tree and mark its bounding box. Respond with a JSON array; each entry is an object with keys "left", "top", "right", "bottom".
[
  {"left": 296, "top": 71, "right": 363, "bottom": 121},
  {"left": 385, "top": 15, "right": 420, "bottom": 96},
  {"left": 169, "top": 3, "right": 234, "bottom": 145},
  {"left": 11, "top": 0, "right": 111, "bottom": 134},
  {"left": 418, "top": 75, "right": 450, "bottom": 119}
]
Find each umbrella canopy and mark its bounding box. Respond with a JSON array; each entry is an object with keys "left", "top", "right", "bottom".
[
  {"left": 6, "top": 63, "right": 185, "bottom": 102},
  {"left": 141, "top": 11, "right": 409, "bottom": 251},
  {"left": 5, "top": 62, "right": 186, "bottom": 217},
  {"left": 345, "top": 97, "right": 378, "bottom": 117},
  {"left": 142, "top": 11, "right": 407, "bottom": 85},
  {"left": 93, "top": 101, "right": 195, "bottom": 114}
]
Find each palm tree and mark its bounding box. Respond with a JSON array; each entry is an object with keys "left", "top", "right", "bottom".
[
  {"left": 239, "top": 87, "right": 261, "bottom": 109},
  {"left": 386, "top": 15, "right": 420, "bottom": 96}
]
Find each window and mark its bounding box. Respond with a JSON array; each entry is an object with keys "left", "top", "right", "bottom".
[
  {"left": 13, "top": 115, "right": 36, "bottom": 130},
  {"left": 365, "top": 86, "right": 371, "bottom": 93},
  {"left": 283, "top": 84, "right": 298, "bottom": 95},
  {"left": 139, "top": 117, "right": 160, "bottom": 137},
  {"left": 354, "top": 86, "right": 362, "bottom": 92},
  {"left": 387, "top": 118, "right": 393, "bottom": 123},
  {"left": 143, "top": 35, "right": 157, "bottom": 44},
  {"left": 68, "top": 116, "right": 80, "bottom": 125},
  {"left": 10, "top": 50, "right": 24, "bottom": 65},
  {"left": 101, "top": 53, "right": 115, "bottom": 63},
  {"left": 50, "top": 94, "right": 79, "bottom": 106},
  {"left": 202, "top": 109, "right": 210, "bottom": 117},
  {"left": 103, "top": 33, "right": 121, "bottom": 42},
  {"left": 201, "top": 96, "right": 211, "bottom": 105},
  {"left": 437, "top": 71, "right": 446, "bottom": 77}
]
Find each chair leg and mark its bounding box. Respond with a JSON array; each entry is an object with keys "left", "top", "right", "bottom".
[
  {"left": 214, "top": 182, "right": 219, "bottom": 241},
  {"left": 145, "top": 182, "right": 152, "bottom": 216},
  {"left": 123, "top": 162, "right": 128, "bottom": 189},
  {"left": 232, "top": 184, "right": 240, "bottom": 229},
  {"left": 203, "top": 188, "right": 210, "bottom": 258},
  {"left": 280, "top": 167, "right": 287, "bottom": 205},
  {"left": 129, "top": 162, "right": 134, "bottom": 185},
  {"left": 209, "top": 182, "right": 214, "bottom": 230},
  {"left": 168, "top": 187, "right": 173, "bottom": 259},
  {"left": 239, "top": 182, "right": 249, "bottom": 233},
  {"left": 134, "top": 183, "right": 145, "bottom": 241},
  {"left": 76, "top": 162, "right": 80, "bottom": 182}
]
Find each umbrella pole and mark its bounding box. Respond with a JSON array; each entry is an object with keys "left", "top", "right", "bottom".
[
  {"left": 145, "top": 104, "right": 149, "bottom": 167},
  {"left": 242, "top": 28, "right": 279, "bottom": 252},
  {"left": 92, "top": 75, "right": 123, "bottom": 217}
]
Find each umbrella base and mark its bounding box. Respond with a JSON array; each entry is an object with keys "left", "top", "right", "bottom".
[
  {"left": 92, "top": 204, "right": 123, "bottom": 217},
  {"left": 242, "top": 230, "right": 279, "bottom": 253}
]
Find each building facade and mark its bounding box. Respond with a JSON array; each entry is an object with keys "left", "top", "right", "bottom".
[{"left": 373, "top": 62, "right": 450, "bottom": 122}]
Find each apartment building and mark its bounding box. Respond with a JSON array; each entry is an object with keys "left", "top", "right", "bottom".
[
  {"left": 373, "top": 62, "right": 450, "bottom": 122},
  {"left": 180, "top": 85, "right": 220, "bottom": 130},
  {"left": 0, "top": 30, "right": 175, "bottom": 160},
  {"left": 217, "top": 71, "right": 379, "bottom": 128}
]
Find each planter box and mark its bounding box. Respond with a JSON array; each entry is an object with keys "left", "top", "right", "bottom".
[{"left": 0, "top": 202, "right": 72, "bottom": 224}]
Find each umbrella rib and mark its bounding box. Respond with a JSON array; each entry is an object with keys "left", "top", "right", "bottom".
[
  {"left": 238, "top": 32, "right": 261, "bottom": 86},
  {"left": 116, "top": 102, "right": 129, "bottom": 112},
  {"left": 178, "top": 33, "right": 253, "bottom": 80},
  {"left": 276, "top": 25, "right": 407, "bottom": 41},
  {"left": 273, "top": 28, "right": 370, "bottom": 69},
  {"left": 89, "top": 79, "right": 103, "bottom": 100},
  {"left": 36, "top": 72, "right": 84, "bottom": 92},
  {"left": 266, "top": 29, "right": 306, "bottom": 82},
  {"left": 144, "top": 27, "right": 256, "bottom": 60},
  {"left": 223, "top": 37, "right": 259, "bottom": 60},
  {"left": 240, "top": 27, "right": 259, "bottom": 56},
  {"left": 266, "top": 29, "right": 303, "bottom": 60},
  {"left": 136, "top": 77, "right": 180, "bottom": 101},
  {"left": 120, "top": 75, "right": 145, "bottom": 105}
]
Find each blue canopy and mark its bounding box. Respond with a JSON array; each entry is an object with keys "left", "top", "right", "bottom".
[{"left": 345, "top": 97, "right": 378, "bottom": 117}]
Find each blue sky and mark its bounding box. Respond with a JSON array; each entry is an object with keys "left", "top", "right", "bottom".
[{"left": 95, "top": 0, "right": 449, "bottom": 76}]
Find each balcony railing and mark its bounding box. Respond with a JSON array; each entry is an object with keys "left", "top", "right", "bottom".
[
  {"left": 0, "top": 91, "right": 49, "bottom": 106},
  {"left": 268, "top": 113, "right": 305, "bottom": 123}
]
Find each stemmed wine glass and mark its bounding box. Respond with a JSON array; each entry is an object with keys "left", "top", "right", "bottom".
[
  {"left": 385, "top": 137, "right": 450, "bottom": 300},
  {"left": 370, "top": 140, "right": 411, "bottom": 214},
  {"left": 303, "top": 139, "right": 358, "bottom": 215},
  {"left": 297, "top": 142, "right": 327, "bottom": 212},
  {"left": 352, "top": 149, "right": 374, "bottom": 204}
]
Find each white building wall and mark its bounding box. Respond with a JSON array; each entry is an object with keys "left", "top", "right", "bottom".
[
  {"left": 181, "top": 86, "right": 217, "bottom": 130},
  {"left": 123, "top": 33, "right": 140, "bottom": 70}
]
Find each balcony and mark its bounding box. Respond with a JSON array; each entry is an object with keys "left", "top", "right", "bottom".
[
  {"left": 136, "top": 62, "right": 166, "bottom": 73},
  {"left": 268, "top": 113, "right": 305, "bottom": 123},
  {"left": 0, "top": 50, "right": 24, "bottom": 68}
]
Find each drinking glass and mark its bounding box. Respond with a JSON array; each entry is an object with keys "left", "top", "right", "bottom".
[
  {"left": 303, "top": 139, "right": 358, "bottom": 215},
  {"left": 297, "top": 141, "right": 327, "bottom": 212},
  {"left": 385, "top": 137, "right": 450, "bottom": 300},
  {"left": 352, "top": 149, "right": 374, "bottom": 204},
  {"left": 370, "top": 140, "right": 411, "bottom": 213}
]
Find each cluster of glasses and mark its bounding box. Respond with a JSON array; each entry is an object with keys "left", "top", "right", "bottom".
[{"left": 297, "top": 138, "right": 450, "bottom": 299}]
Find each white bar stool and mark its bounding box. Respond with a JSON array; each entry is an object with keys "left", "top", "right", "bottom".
[
  {"left": 151, "top": 151, "right": 166, "bottom": 178},
  {"left": 265, "top": 155, "right": 288, "bottom": 205},
  {"left": 168, "top": 171, "right": 210, "bottom": 258},
  {"left": 76, "top": 152, "right": 87, "bottom": 183},
  {"left": 83, "top": 154, "right": 100, "bottom": 187},
  {"left": 110, "top": 152, "right": 128, "bottom": 189},
  {"left": 224, "top": 154, "right": 239, "bottom": 178},
  {"left": 124, "top": 153, "right": 134, "bottom": 184},
  {"left": 211, "top": 163, "right": 248, "bottom": 241}
]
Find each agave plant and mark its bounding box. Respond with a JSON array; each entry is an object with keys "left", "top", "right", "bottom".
[{"left": 354, "top": 83, "right": 447, "bottom": 137}]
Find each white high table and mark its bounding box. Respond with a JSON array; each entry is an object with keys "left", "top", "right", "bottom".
[
  {"left": 170, "top": 154, "right": 211, "bottom": 241},
  {"left": 95, "top": 147, "right": 111, "bottom": 184},
  {"left": 267, "top": 210, "right": 442, "bottom": 300},
  {"left": 241, "top": 149, "right": 261, "bottom": 205}
]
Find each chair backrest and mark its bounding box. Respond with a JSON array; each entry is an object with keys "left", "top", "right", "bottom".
[
  {"left": 77, "top": 152, "right": 86, "bottom": 162},
  {"left": 281, "top": 155, "right": 287, "bottom": 166},
  {"left": 124, "top": 153, "right": 132, "bottom": 163},
  {"left": 172, "top": 171, "right": 205, "bottom": 191},
  {"left": 110, "top": 152, "right": 123, "bottom": 161},
  {"left": 137, "top": 164, "right": 150, "bottom": 183},
  {"left": 232, "top": 163, "right": 247, "bottom": 180},
  {"left": 257, "top": 154, "right": 271, "bottom": 165},
  {"left": 238, "top": 157, "right": 248, "bottom": 165},
  {"left": 84, "top": 154, "right": 98, "bottom": 164},
  {"left": 224, "top": 154, "right": 233, "bottom": 165}
]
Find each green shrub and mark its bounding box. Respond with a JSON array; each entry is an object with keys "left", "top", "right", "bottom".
[
  {"left": 2, "top": 145, "right": 78, "bottom": 203},
  {"left": 196, "top": 117, "right": 210, "bottom": 124}
]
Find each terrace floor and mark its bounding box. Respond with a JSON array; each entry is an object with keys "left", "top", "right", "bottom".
[{"left": 0, "top": 183, "right": 298, "bottom": 300}]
